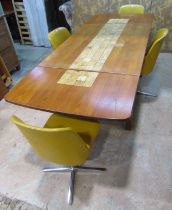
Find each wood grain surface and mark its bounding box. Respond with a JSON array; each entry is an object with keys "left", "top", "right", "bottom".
[
  {"left": 5, "top": 66, "right": 139, "bottom": 120},
  {"left": 39, "top": 14, "right": 153, "bottom": 76}
]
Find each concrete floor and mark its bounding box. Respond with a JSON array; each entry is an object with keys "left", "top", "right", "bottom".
[
  {"left": 12, "top": 44, "right": 52, "bottom": 85},
  {"left": 0, "top": 193, "right": 41, "bottom": 210},
  {"left": 0, "top": 52, "right": 172, "bottom": 210}
]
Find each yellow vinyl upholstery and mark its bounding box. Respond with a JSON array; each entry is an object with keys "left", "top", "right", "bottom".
[
  {"left": 141, "top": 28, "right": 168, "bottom": 75},
  {"left": 48, "top": 27, "right": 71, "bottom": 50},
  {"left": 10, "top": 114, "right": 100, "bottom": 166},
  {"left": 119, "top": 4, "right": 144, "bottom": 15}
]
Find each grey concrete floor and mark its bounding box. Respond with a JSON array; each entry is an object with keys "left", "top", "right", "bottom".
[
  {"left": 0, "top": 52, "right": 172, "bottom": 210},
  {"left": 0, "top": 193, "right": 41, "bottom": 210},
  {"left": 12, "top": 44, "right": 52, "bottom": 85}
]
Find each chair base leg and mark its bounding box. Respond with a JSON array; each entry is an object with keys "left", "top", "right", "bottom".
[
  {"left": 42, "top": 165, "right": 106, "bottom": 205},
  {"left": 43, "top": 167, "right": 71, "bottom": 172},
  {"left": 137, "top": 90, "right": 157, "bottom": 97},
  {"left": 74, "top": 166, "right": 106, "bottom": 172}
]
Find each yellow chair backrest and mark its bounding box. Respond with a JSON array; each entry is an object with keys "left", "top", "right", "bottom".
[
  {"left": 10, "top": 115, "right": 90, "bottom": 166},
  {"left": 48, "top": 27, "right": 71, "bottom": 50},
  {"left": 119, "top": 4, "right": 144, "bottom": 15},
  {"left": 141, "top": 28, "right": 168, "bottom": 75}
]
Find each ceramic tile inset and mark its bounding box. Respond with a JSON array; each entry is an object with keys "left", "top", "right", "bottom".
[
  {"left": 70, "top": 19, "right": 128, "bottom": 72},
  {"left": 57, "top": 70, "right": 98, "bottom": 87}
]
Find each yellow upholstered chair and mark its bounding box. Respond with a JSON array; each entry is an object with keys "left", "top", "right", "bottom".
[
  {"left": 119, "top": 4, "right": 144, "bottom": 15},
  {"left": 48, "top": 27, "right": 71, "bottom": 50},
  {"left": 141, "top": 28, "right": 168, "bottom": 76},
  {"left": 10, "top": 114, "right": 105, "bottom": 205},
  {"left": 138, "top": 28, "right": 168, "bottom": 97}
]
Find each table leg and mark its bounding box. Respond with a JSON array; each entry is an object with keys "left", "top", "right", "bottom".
[{"left": 125, "top": 117, "right": 133, "bottom": 130}]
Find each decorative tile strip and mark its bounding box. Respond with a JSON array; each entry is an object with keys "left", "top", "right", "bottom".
[
  {"left": 70, "top": 19, "right": 128, "bottom": 71},
  {"left": 57, "top": 70, "right": 98, "bottom": 87}
]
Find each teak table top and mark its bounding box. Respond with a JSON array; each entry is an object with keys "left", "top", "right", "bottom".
[
  {"left": 5, "top": 67, "right": 139, "bottom": 120},
  {"left": 5, "top": 14, "right": 153, "bottom": 121},
  {"left": 39, "top": 14, "right": 153, "bottom": 76}
]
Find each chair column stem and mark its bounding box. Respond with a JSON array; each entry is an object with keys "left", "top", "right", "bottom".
[{"left": 68, "top": 169, "right": 75, "bottom": 205}]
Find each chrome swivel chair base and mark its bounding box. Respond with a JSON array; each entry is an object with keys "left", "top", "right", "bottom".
[
  {"left": 43, "top": 166, "right": 106, "bottom": 205},
  {"left": 137, "top": 90, "right": 157, "bottom": 97}
]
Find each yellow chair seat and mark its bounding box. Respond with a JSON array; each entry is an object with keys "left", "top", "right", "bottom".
[{"left": 44, "top": 114, "right": 99, "bottom": 144}]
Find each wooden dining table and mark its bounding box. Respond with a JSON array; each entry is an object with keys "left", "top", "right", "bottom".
[
  {"left": 40, "top": 14, "right": 153, "bottom": 76},
  {"left": 5, "top": 13, "right": 153, "bottom": 125}
]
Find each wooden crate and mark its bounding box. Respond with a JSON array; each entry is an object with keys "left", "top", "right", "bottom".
[
  {"left": 12, "top": 0, "right": 32, "bottom": 44},
  {"left": 0, "top": 56, "right": 12, "bottom": 87},
  {"left": 0, "top": 77, "right": 8, "bottom": 100}
]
